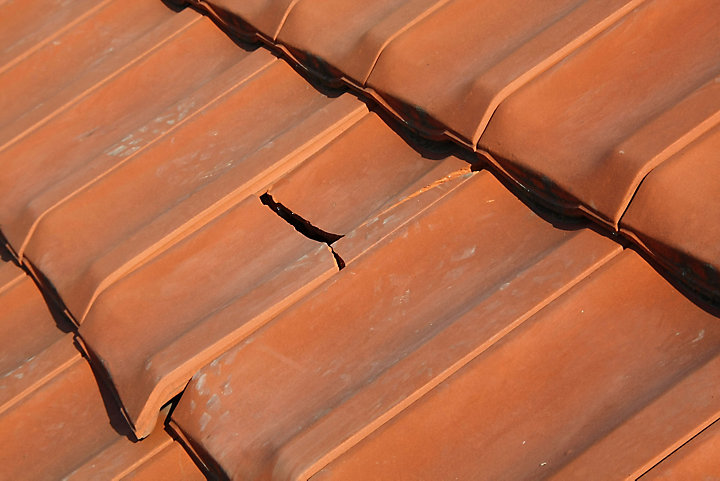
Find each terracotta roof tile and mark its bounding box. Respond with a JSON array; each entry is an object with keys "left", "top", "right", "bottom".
[
  {"left": 0, "top": 14, "right": 249, "bottom": 258},
  {"left": 641, "top": 420, "right": 720, "bottom": 480},
  {"left": 0, "top": 260, "right": 200, "bottom": 479},
  {"left": 0, "top": 5, "right": 199, "bottom": 152},
  {"left": 621, "top": 124, "right": 720, "bottom": 302},
  {"left": 19, "top": 57, "right": 364, "bottom": 323},
  {"left": 307, "top": 252, "right": 720, "bottom": 481},
  {"left": 365, "top": 0, "right": 643, "bottom": 145},
  {"left": 78, "top": 196, "right": 338, "bottom": 438},
  {"left": 169, "top": 172, "right": 621, "bottom": 479},
  {"left": 276, "top": 0, "right": 448, "bottom": 84},
  {"left": 1, "top": 0, "right": 719, "bottom": 478},
  {"left": 478, "top": 0, "right": 720, "bottom": 227}
]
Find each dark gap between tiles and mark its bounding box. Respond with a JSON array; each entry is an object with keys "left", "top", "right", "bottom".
[
  {"left": 636, "top": 415, "right": 720, "bottom": 479},
  {"left": 260, "top": 192, "right": 346, "bottom": 270}
]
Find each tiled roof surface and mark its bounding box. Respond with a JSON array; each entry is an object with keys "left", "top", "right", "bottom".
[{"left": 1, "top": 0, "right": 719, "bottom": 479}]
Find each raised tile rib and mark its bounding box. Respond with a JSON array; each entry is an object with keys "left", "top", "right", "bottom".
[
  {"left": 310, "top": 251, "right": 720, "bottom": 481},
  {"left": 276, "top": 0, "right": 450, "bottom": 85},
  {"left": 0, "top": 0, "right": 179, "bottom": 142},
  {"left": 0, "top": 261, "right": 71, "bottom": 416},
  {"left": 0, "top": 335, "right": 196, "bottom": 481},
  {"left": 0, "top": 0, "right": 104, "bottom": 71},
  {"left": 117, "top": 442, "right": 206, "bottom": 481},
  {"left": 266, "top": 112, "right": 470, "bottom": 236},
  {"left": 0, "top": 15, "right": 251, "bottom": 257},
  {"left": 479, "top": 0, "right": 720, "bottom": 228},
  {"left": 78, "top": 197, "right": 339, "bottom": 438},
  {"left": 21, "top": 57, "right": 364, "bottom": 324},
  {"left": 0, "top": 7, "right": 199, "bottom": 153},
  {"left": 169, "top": 172, "right": 620, "bottom": 480},
  {"left": 366, "top": 0, "right": 643, "bottom": 145},
  {"left": 621, "top": 124, "right": 720, "bottom": 304},
  {"left": 192, "top": 0, "right": 300, "bottom": 41},
  {"left": 640, "top": 419, "right": 720, "bottom": 480},
  {"left": 63, "top": 409, "right": 205, "bottom": 481}
]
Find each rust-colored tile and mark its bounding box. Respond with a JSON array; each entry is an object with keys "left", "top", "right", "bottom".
[
  {"left": 479, "top": 0, "right": 720, "bottom": 227},
  {"left": 0, "top": 16, "right": 251, "bottom": 255},
  {"left": 63, "top": 407, "right": 202, "bottom": 481},
  {"left": 641, "top": 420, "right": 720, "bottom": 480},
  {"left": 193, "top": 0, "right": 299, "bottom": 40},
  {"left": 621, "top": 124, "right": 720, "bottom": 302},
  {"left": 0, "top": 340, "right": 187, "bottom": 481},
  {"left": 0, "top": 0, "right": 179, "bottom": 139},
  {"left": 308, "top": 251, "right": 720, "bottom": 480},
  {"left": 276, "top": 0, "right": 447, "bottom": 84},
  {"left": 0, "top": 0, "right": 102, "bottom": 70},
  {"left": 0, "top": 260, "right": 73, "bottom": 418},
  {"left": 267, "top": 112, "right": 469, "bottom": 235},
  {"left": 366, "top": 0, "right": 642, "bottom": 145},
  {"left": 78, "top": 196, "right": 338, "bottom": 438},
  {"left": 118, "top": 442, "right": 205, "bottom": 481},
  {"left": 170, "top": 172, "right": 620, "bottom": 480},
  {"left": 0, "top": 7, "right": 199, "bottom": 151},
  {"left": 21, "top": 59, "right": 364, "bottom": 323}
]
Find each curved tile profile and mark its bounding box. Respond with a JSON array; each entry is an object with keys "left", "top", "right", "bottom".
[
  {"left": 0, "top": 5, "right": 199, "bottom": 153},
  {"left": 21, "top": 57, "right": 364, "bottom": 323},
  {"left": 641, "top": 420, "right": 720, "bottom": 480},
  {"left": 310, "top": 252, "right": 720, "bottom": 481},
  {"left": 1, "top": 343, "right": 203, "bottom": 481},
  {"left": 621, "top": 124, "right": 720, "bottom": 302},
  {"left": 366, "top": 0, "right": 643, "bottom": 145},
  {"left": 0, "top": 0, "right": 182, "bottom": 148},
  {"left": 276, "top": 0, "right": 449, "bottom": 85},
  {"left": 0, "top": 0, "right": 102, "bottom": 70},
  {"left": 266, "top": 112, "right": 469, "bottom": 235},
  {"left": 0, "top": 260, "right": 201, "bottom": 480},
  {"left": 0, "top": 16, "right": 249, "bottom": 258},
  {"left": 478, "top": 0, "right": 720, "bottom": 227},
  {"left": 78, "top": 197, "right": 339, "bottom": 438},
  {"left": 191, "top": 0, "right": 300, "bottom": 41},
  {"left": 169, "top": 172, "right": 620, "bottom": 480}
]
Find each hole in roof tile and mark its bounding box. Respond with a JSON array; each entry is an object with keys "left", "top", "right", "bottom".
[{"left": 260, "top": 192, "right": 345, "bottom": 270}]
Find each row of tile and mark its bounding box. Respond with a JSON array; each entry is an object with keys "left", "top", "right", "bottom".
[
  {"left": 167, "top": 170, "right": 720, "bottom": 479},
  {"left": 177, "top": 0, "right": 720, "bottom": 303},
  {"left": 0, "top": 259, "right": 204, "bottom": 480},
  {"left": 2, "top": 2, "right": 719, "bottom": 479},
  {"left": 0, "top": 0, "right": 468, "bottom": 441}
]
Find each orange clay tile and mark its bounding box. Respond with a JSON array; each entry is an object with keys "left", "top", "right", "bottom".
[
  {"left": 20, "top": 58, "right": 365, "bottom": 323},
  {"left": 0, "top": 0, "right": 101, "bottom": 70},
  {"left": 365, "top": 0, "right": 643, "bottom": 145},
  {"left": 78, "top": 196, "right": 338, "bottom": 438},
  {"left": 114, "top": 442, "right": 205, "bottom": 481},
  {"left": 0, "top": 263, "right": 72, "bottom": 417},
  {"left": 621, "top": 124, "right": 720, "bottom": 302},
  {"left": 267, "top": 112, "right": 469, "bottom": 235},
  {"left": 191, "top": 0, "right": 299, "bottom": 41},
  {"left": 275, "top": 0, "right": 448, "bottom": 84},
  {"left": 0, "top": 6, "right": 198, "bottom": 151},
  {"left": 1, "top": 343, "right": 201, "bottom": 481},
  {"left": 0, "top": 0, "right": 182, "bottom": 146},
  {"left": 0, "top": 260, "right": 197, "bottom": 479},
  {"left": 307, "top": 251, "right": 720, "bottom": 481},
  {"left": 169, "top": 171, "right": 620, "bottom": 480},
  {"left": 641, "top": 420, "right": 720, "bottom": 480},
  {"left": 0, "top": 15, "right": 251, "bottom": 257},
  {"left": 478, "top": 0, "right": 720, "bottom": 228}
]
